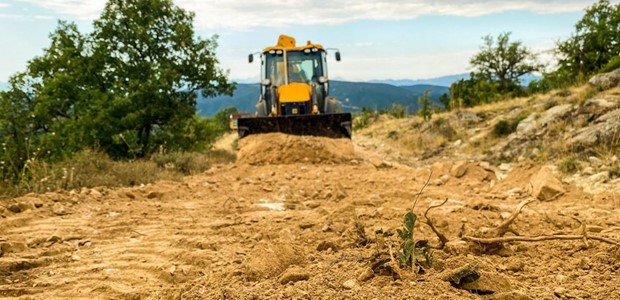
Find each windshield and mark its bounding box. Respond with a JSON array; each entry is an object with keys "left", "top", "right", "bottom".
[{"left": 264, "top": 51, "right": 324, "bottom": 85}]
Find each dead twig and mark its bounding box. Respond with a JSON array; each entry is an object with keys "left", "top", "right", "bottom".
[
  {"left": 423, "top": 198, "right": 449, "bottom": 248},
  {"left": 462, "top": 234, "right": 619, "bottom": 245},
  {"left": 495, "top": 198, "right": 536, "bottom": 237},
  {"left": 412, "top": 170, "right": 432, "bottom": 211},
  {"left": 571, "top": 216, "right": 590, "bottom": 248}
]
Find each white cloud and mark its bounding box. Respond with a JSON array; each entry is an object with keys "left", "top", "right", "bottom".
[{"left": 15, "top": 0, "right": 603, "bottom": 29}]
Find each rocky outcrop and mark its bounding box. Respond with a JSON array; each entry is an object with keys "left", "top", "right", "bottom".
[{"left": 589, "top": 68, "right": 620, "bottom": 90}]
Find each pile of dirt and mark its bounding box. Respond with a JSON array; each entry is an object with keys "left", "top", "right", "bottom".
[{"left": 236, "top": 133, "right": 358, "bottom": 165}]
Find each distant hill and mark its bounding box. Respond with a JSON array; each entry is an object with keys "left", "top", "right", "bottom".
[
  {"left": 197, "top": 81, "right": 449, "bottom": 117},
  {"left": 369, "top": 74, "right": 469, "bottom": 87}
]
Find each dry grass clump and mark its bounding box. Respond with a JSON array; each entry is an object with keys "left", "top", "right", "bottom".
[{"left": 0, "top": 149, "right": 236, "bottom": 198}]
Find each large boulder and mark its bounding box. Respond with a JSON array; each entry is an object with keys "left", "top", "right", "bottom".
[{"left": 589, "top": 68, "right": 620, "bottom": 90}]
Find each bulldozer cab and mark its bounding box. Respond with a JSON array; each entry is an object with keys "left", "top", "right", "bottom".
[
  {"left": 263, "top": 50, "right": 326, "bottom": 87},
  {"left": 239, "top": 35, "right": 351, "bottom": 139}
]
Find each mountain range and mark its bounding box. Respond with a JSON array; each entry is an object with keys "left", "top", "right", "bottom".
[{"left": 196, "top": 81, "right": 449, "bottom": 116}]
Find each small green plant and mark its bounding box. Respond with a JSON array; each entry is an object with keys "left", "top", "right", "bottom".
[
  {"left": 396, "top": 211, "right": 417, "bottom": 269},
  {"left": 448, "top": 264, "right": 480, "bottom": 287},
  {"left": 492, "top": 112, "right": 529, "bottom": 137},
  {"left": 558, "top": 155, "right": 581, "bottom": 174}
]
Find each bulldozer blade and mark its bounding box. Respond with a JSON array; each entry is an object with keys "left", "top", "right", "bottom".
[{"left": 237, "top": 113, "right": 352, "bottom": 139}]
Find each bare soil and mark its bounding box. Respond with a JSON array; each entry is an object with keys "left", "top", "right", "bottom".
[{"left": 1, "top": 133, "right": 619, "bottom": 299}]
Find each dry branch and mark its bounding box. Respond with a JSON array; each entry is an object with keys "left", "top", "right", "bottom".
[
  {"left": 462, "top": 234, "right": 619, "bottom": 245},
  {"left": 423, "top": 198, "right": 449, "bottom": 248},
  {"left": 495, "top": 198, "right": 536, "bottom": 237},
  {"left": 412, "top": 170, "right": 433, "bottom": 211}
]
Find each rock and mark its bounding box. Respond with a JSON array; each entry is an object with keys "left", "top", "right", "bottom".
[
  {"left": 357, "top": 267, "right": 374, "bottom": 282},
  {"left": 444, "top": 240, "right": 470, "bottom": 256},
  {"left": 146, "top": 191, "right": 163, "bottom": 199},
  {"left": 90, "top": 189, "right": 103, "bottom": 198},
  {"left": 589, "top": 171, "right": 610, "bottom": 183},
  {"left": 458, "top": 270, "right": 512, "bottom": 294},
  {"left": 530, "top": 167, "right": 566, "bottom": 201},
  {"left": 279, "top": 267, "right": 310, "bottom": 284},
  {"left": 451, "top": 161, "right": 468, "bottom": 178},
  {"left": 498, "top": 163, "right": 512, "bottom": 172},
  {"left": 304, "top": 201, "right": 320, "bottom": 209},
  {"left": 52, "top": 202, "right": 67, "bottom": 216},
  {"left": 299, "top": 222, "right": 315, "bottom": 230},
  {"left": 7, "top": 204, "right": 22, "bottom": 213},
  {"left": 317, "top": 241, "right": 339, "bottom": 252},
  {"left": 588, "top": 156, "right": 603, "bottom": 166},
  {"left": 506, "top": 188, "right": 523, "bottom": 197},
  {"left": 589, "top": 68, "right": 620, "bottom": 89},
  {"left": 539, "top": 104, "right": 573, "bottom": 127},
  {"left": 516, "top": 114, "right": 537, "bottom": 134},
  {"left": 369, "top": 158, "right": 392, "bottom": 169},
  {"left": 439, "top": 175, "right": 451, "bottom": 184},
  {"left": 342, "top": 279, "right": 359, "bottom": 290},
  {"left": 582, "top": 166, "right": 595, "bottom": 175}
]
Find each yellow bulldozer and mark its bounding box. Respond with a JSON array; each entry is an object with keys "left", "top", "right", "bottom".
[{"left": 236, "top": 35, "right": 352, "bottom": 139}]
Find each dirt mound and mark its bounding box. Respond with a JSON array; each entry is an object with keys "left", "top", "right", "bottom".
[{"left": 236, "top": 133, "right": 357, "bottom": 165}]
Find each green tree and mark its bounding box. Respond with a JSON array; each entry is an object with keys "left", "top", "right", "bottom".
[
  {"left": 470, "top": 32, "right": 542, "bottom": 93},
  {"left": 555, "top": 0, "right": 620, "bottom": 79},
  {"left": 417, "top": 91, "right": 432, "bottom": 121},
  {"left": 438, "top": 93, "right": 450, "bottom": 111},
  {"left": 91, "top": 0, "right": 234, "bottom": 157},
  {"left": 0, "top": 0, "right": 234, "bottom": 182}
]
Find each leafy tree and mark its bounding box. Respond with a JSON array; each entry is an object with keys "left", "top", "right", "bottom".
[
  {"left": 470, "top": 32, "right": 542, "bottom": 93},
  {"left": 0, "top": 0, "right": 233, "bottom": 181},
  {"left": 213, "top": 106, "right": 238, "bottom": 132},
  {"left": 449, "top": 77, "right": 500, "bottom": 109},
  {"left": 91, "top": 0, "right": 234, "bottom": 157},
  {"left": 417, "top": 91, "right": 432, "bottom": 121},
  {"left": 438, "top": 93, "right": 450, "bottom": 111},
  {"left": 555, "top": 0, "right": 620, "bottom": 79}
]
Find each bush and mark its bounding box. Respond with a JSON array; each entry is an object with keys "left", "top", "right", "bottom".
[{"left": 492, "top": 112, "right": 529, "bottom": 137}]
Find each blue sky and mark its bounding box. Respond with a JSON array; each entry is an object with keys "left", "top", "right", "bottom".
[{"left": 0, "top": 0, "right": 611, "bottom": 83}]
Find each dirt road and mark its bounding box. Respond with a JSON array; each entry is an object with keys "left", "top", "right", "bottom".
[{"left": 1, "top": 133, "right": 619, "bottom": 299}]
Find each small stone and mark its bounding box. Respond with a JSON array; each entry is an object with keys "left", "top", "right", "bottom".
[
  {"left": 146, "top": 191, "right": 163, "bottom": 199},
  {"left": 299, "top": 222, "right": 315, "bottom": 229},
  {"left": 530, "top": 167, "right": 566, "bottom": 201},
  {"left": 450, "top": 161, "right": 468, "bottom": 178},
  {"left": 279, "top": 267, "right": 310, "bottom": 284},
  {"left": 444, "top": 240, "right": 470, "bottom": 255},
  {"left": 357, "top": 267, "right": 374, "bottom": 282},
  {"left": 554, "top": 287, "right": 567, "bottom": 298},
  {"left": 342, "top": 279, "right": 359, "bottom": 290},
  {"left": 90, "top": 189, "right": 103, "bottom": 198},
  {"left": 589, "top": 171, "right": 610, "bottom": 183},
  {"left": 589, "top": 156, "right": 603, "bottom": 166},
  {"left": 439, "top": 175, "right": 451, "bottom": 183},
  {"left": 317, "top": 241, "right": 339, "bottom": 252},
  {"left": 7, "top": 204, "right": 22, "bottom": 213},
  {"left": 125, "top": 192, "right": 136, "bottom": 199},
  {"left": 71, "top": 255, "right": 81, "bottom": 261},
  {"left": 305, "top": 201, "right": 320, "bottom": 209},
  {"left": 52, "top": 203, "right": 66, "bottom": 216},
  {"left": 582, "top": 167, "right": 595, "bottom": 175},
  {"left": 499, "top": 163, "right": 512, "bottom": 171}
]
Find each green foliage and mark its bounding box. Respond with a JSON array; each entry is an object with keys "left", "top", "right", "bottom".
[
  {"left": 417, "top": 91, "right": 432, "bottom": 120},
  {"left": 492, "top": 113, "right": 528, "bottom": 137},
  {"left": 387, "top": 104, "right": 407, "bottom": 118},
  {"left": 449, "top": 76, "right": 501, "bottom": 109},
  {"left": 438, "top": 93, "right": 450, "bottom": 111},
  {"left": 396, "top": 212, "right": 417, "bottom": 268},
  {"left": 558, "top": 155, "right": 582, "bottom": 174},
  {"left": 555, "top": 0, "right": 620, "bottom": 78},
  {"left": 448, "top": 264, "right": 480, "bottom": 286},
  {"left": 470, "top": 32, "right": 542, "bottom": 94},
  {"left": 0, "top": 0, "right": 234, "bottom": 184},
  {"left": 352, "top": 107, "right": 379, "bottom": 131}
]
